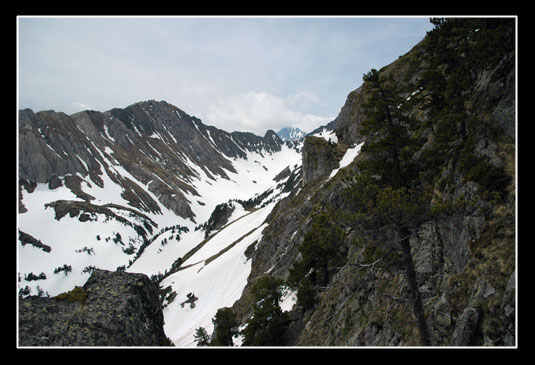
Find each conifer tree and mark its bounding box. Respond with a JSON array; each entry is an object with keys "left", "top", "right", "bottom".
[
  {"left": 193, "top": 327, "right": 211, "bottom": 346},
  {"left": 287, "top": 207, "right": 346, "bottom": 309},
  {"left": 210, "top": 307, "right": 238, "bottom": 346},
  {"left": 345, "top": 68, "right": 432, "bottom": 346},
  {"left": 241, "top": 275, "right": 290, "bottom": 346},
  {"left": 420, "top": 17, "right": 513, "bottom": 198}
]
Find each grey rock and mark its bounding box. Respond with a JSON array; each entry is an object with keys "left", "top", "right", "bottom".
[
  {"left": 501, "top": 271, "right": 516, "bottom": 346},
  {"left": 18, "top": 269, "right": 167, "bottom": 346},
  {"left": 432, "top": 296, "right": 451, "bottom": 339},
  {"left": 47, "top": 175, "right": 63, "bottom": 189},
  {"left": 451, "top": 308, "right": 480, "bottom": 346},
  {"left": 198, "top": 202, "right": 236, "bottom": 238},
  {"left": 301, "top": 136, "right": 340, "bottom": 186}
]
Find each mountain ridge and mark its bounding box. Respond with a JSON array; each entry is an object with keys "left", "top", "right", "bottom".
[
  {"left": 19, "top": 99, "right": 293, "bottom": 220},
  {"left": 18, "top": 98, "right": 303, "bottom": 306},
  {"left": 18, "top": 18, "right": 516, "bottom": 347}
]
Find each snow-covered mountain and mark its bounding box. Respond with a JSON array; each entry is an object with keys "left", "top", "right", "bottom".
[
  {"left": 18, "top": 100, "right": 303, "bottom": 345},
  {"left": 18, "top": 19, "right": 517, "bottom": 348},
  {"left": 276, "top": 127, "right": 307, "bottom": 142}
]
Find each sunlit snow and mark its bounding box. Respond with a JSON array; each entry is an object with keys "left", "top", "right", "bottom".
[
  {"left": 160, "top": 205, "right": 274, "bottom": 346},
  {"left": 313, "top": 127, "right": 338, "bottom": 144},
  {"left": 18, "top": 138, "right": 302, "bottom": 346},
  {"left": 328, "top": 142, "right": 365, "bottom": 180}
]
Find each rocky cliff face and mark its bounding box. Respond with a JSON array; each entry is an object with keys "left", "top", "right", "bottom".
[
  {"left": 18, "top": 270, "right": 168, "bottom": 346},
  {"left": 230, "top": 18, "right": 516, "bottom": 347},
  {"left": 301, "top": 136, "right": 341, "bottom": 186},
  {"left": 19, "top": 100, "right": 286, "bottom": 221}
]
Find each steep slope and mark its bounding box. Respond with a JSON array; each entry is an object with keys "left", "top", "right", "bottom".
[
  {"left": 158, "top": 204, "right": 275, "bottom": 346},
  {"left": 227, "top": 18, "right": 516, "bottom": 347},
  {"left": 18, "top": 100, "right": 302, "bottom": 304},
  {"left": 18, "top": 18, "right": 516, "bottom": 348},
  {"left": 19, "top": 100, "right": 288, "bottom": 221}
]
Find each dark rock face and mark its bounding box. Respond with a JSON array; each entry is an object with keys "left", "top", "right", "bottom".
[
  {"left": 18, "top": 230, "right": 51, "bottom": 253},
  {"left": 231, "top": 19, "right": 516, "bottom": 347},
  {"left": 301, "top": 136, "right": 341, "bottom": 186},
  {"left": 18, "top": 270, "right": 167, "bottom": 346},
  {"left": 199, "top": 202, "right": 236, "bottom": 238}
]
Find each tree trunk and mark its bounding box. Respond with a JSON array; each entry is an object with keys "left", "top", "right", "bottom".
[
  {"left": 322, "top": 259, "right": 329, "bottom": 287},
  {"left": 399, "top": 228, "right": 431, "bottom": 346}
]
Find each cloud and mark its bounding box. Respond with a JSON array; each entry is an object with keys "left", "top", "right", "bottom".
[
  {"left": 173, "top": 88, "right": 332, "bottom": 136},
  {"left": 287, "top": 91, "right": 324, "bottom": 107},
  {"left": 70, "top": 101, "right": 92, "bottom": 111},
  {"left": 18, "top": 17, "right": 433, "bottom": 135}
]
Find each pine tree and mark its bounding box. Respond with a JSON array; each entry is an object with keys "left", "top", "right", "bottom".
[
  {"left": 287, "top": 207, "right": 346, "bottom": 309},
  {"left": 344, "top": 68, "right": 432, "bottom": 346},
  {"left": 193, "top": 327, "right": 211, "bottom": 346},
  {"left": 420, "top": 17, "right": 513, "bottom": 199},
  {"left": 360, "top": 68, "right": 420, "bottom": 189},
  {"left": 210, "top": 307, "right": 238, "bottom": 346},
  {"left": 241, "top": 275, "right": 290, "bottom": 346}
]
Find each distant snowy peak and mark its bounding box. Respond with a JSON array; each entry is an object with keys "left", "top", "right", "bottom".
[{"left": 276, "top": 127, "right": 307, "bottom": 142}]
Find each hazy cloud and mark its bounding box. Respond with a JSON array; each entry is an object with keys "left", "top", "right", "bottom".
[
  {"left": 198, "top": 90, "right": 332, "bottom": 135},
  {"left": 17, "top": 16, "right": 434, "bottom": 135}
]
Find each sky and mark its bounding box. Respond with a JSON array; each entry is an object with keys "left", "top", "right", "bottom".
[{"left": 17, "top": 16, "right": 434, "bottom": 136}]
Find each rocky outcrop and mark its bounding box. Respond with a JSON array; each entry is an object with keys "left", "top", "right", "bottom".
[
  {"left": 18, "top": 230, "right": 52, "bottom": 253},
  {"left": 19, "top": 109, "right": 104, "bottom": 185},
  {"left": 301, "top": 136, "right": 343, "bottom": 186},
  {"left": 197, "top": 202, "right": 236, "bottom": 238},
  {"left": 18, "top": 270, "right": 168, "bottom": 346},
  {"left": 230, "top": 18, "right": 516, "bottom": 347}
]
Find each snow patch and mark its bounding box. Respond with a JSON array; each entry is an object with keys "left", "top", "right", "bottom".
[
  {"left": 328, "top": 142, "right": 365, "bottom": 179},
  {"left": 280, "top": 288, "right": 298, "bottom": 312},
  {"left": 103, "top": 124, "right": 115, "bottom": 142},
  {"left": 313, "top": 128, "right": 338, "bottom": 144}
]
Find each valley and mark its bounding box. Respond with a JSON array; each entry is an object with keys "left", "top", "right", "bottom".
[
  {"left": 18, "top": 99, "right": 312, "bottom": 345},
  {"left": 18, "top": 18, "right": 516, "bottom": 347}
]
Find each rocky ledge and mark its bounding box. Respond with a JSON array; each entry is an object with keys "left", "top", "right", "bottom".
[{"left": 18, "top": 269, "right": 169, "bottom": 346}]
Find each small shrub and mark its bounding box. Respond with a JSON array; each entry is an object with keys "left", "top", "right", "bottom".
[
  {"left": 25, "top": 272, "right": 46, "bottom": 281},
  {"left": 54, "top": 286, "right": 88, "bottom": 303},
  {"left": 53, "top": 264, "right": 72, "bottom": 276},
  {"left": 160, "top": 336, "right": 175, "bottom": 346},
  {"left": 210, "top": 307, "right": 238, "bottom": 346},
  {"left": 462, "top": 155, "right": 511, "bottom": 200}
]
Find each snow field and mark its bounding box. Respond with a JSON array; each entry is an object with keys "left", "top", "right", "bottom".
[
  {"left": 160, "top": 204, "right": 275, "bottom": 346},
  {"left": 129, "top": 144, "right": 301, "bottom": 277},
  {"left": 18, "top": 181, "right": 151, "bottom": 296},
  {"left": 183, "top": 143, "right": 301, "bottom": 225},
  {"left": 18, "top": 138, "right": 302, "bottom": 346}
]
